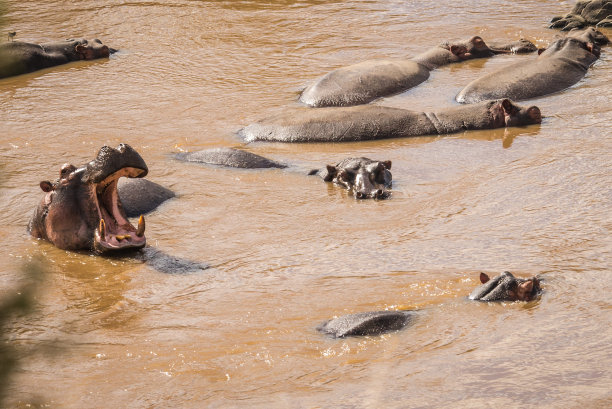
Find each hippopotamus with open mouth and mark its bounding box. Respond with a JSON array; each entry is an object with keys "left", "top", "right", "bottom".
[
  {"left": 309, "top": 157, "right": 392, "bottom": 199},
  {"left": 318, "top": 272, "right": 542, "bottom": 338},
  {"left": 240, "top": 98, "right": 541, "bottom": 143},
  {"left": 28, "top": 144, "right": 148, "bottom": 253},
  {"left": 0, "top": 38, "right": 115, "bottom": 79},
  {"left": 299, "top": 36, "right": 536, "bottom": 107}
]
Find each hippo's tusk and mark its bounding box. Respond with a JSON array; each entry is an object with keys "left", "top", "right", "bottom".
[
  {"left": 99, "top": 219, "right": 106, "bottom": 241},
  {"left": 136, "top": 215, "right": 145, "bottom": 237}
]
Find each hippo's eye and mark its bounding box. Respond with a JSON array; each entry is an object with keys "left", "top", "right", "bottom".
[{"left": 60, "top": 163, "right": 76, "bottom": 179}]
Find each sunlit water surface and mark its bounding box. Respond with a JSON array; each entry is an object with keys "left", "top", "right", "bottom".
[{"left": 0, "top": 0, "right": 610, "bottom": 407}]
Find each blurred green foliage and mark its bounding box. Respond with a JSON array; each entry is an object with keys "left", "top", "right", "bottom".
[{"left": 0, "top": 258, "right": 45, "bottom": 405}]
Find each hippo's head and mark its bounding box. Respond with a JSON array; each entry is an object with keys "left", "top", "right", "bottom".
[
  {"left": 567, "top": 27, "right": 610, "bottom": 46},
  {"left": 28, "top": 144, "right": 148, "bottom": 253},
  {"left": 315, "top": 157, "right": 392, "bottom": 199},
  {"left": 490, "top": 99, "right": 541, "bottom": 128},
  {"left": 447, "top": 36, "right": 496, "bottom": 60},
  {"left": 469, "top": 272, "right": 541, "bottom": 302},
  {"left": 73, "top": 39, "right": 111, "bottom": 60}
]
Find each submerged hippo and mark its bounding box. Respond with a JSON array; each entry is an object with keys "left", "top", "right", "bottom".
[
  {"left": 469, "top": 272, "right": 541, "bottom": 302},
  {"left": 118, "top": 178, "right": 175, "bottom": 218},
  {"left": 319, "top": 272, "right": 542, "bottom": 338},
  {"left": 318, "top": 310, "right": 415, "bottom": 338},
  {"left": 28, "top": 144, "right": 150, "bottom": 253},
  {"left": 174, "top": 147, "right": 287, "bottom": 168},
  {"left": 0, "top": 38, "right": 114, "bottom": 79},
  {"left": 309, "top": 157, "right": 392, "bottom": 199},
  {"left": 174, "top": 148, "right": 391, "bottom": 200},
  {"left": 456, "top": 29, "right": 609, "bottom": 103},
  {"left": 300, "top": 36, "right": 536, "bottom": 107},
  {"left": 240, "top": 98, "right": 541, "bottom": 143},
  {"left": 550, "top": 0, "right": 612, "bottom": 30}
]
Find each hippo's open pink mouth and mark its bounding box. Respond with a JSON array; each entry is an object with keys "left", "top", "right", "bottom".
[{"left": 92, "top": 167, "right": 146, "bottom": 253}]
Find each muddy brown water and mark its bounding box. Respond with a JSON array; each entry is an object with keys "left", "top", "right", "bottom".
[{"left": 1, "top": 1, "right": 611, "bottom": 407}]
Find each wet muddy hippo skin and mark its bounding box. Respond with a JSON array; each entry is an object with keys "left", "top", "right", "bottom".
[
  {"left": 240, "top": 99, "right": 541, "bottom": 143},
  {"left": 456, "top": 29, "right": 609, "bottom": 103},
  {"left": 117, "top": 178, "right": 175, "bottom": 218},
  {"left": 318, "top": 272, "right": 542, "bottom": 338},
  {"left": 317, "top": 310, "right": 415, "bottom": 338},
  {"left": 28, "top": 144, "right": 149, "bottom": 253},
  {"left": 299, "top": 36, "right": 536, "bottom": 108},
  {"left": 174, "top": 147, "right": 287, "bottom": 169},
  {"left": 0, "top": 38, "right": 114, "bottom": 79},
  {"left": 550, "top": 0, "right": 612, "bottom": 30},
  {"left": 309, "top": 157, "right": 392, "bottom": 199},
  {"left": 469, "top": 272, "right": 541, "bottom": 302}
]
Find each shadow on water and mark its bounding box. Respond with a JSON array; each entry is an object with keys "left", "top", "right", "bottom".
[{"left": 110, "top": 246, "right": 210, "bottom": 275}]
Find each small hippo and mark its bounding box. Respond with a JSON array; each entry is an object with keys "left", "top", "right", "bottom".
[
  {"left": 456, "top": 29, "right": 609, "bottom": 103},
  {"left": 469, "top": 271, "right": 541, "bottom": 302},
  {"left": 550, "top": 0, "right": 612, "bottom": 31},
  {"left": 309, "top": 157, "right": 392, "bottom": 199},
  {"left": 300, "top": 36, "right": 536, "bottom": 107},
  {"left": 0, "top": 38, "right": 114, "bottom": 79},
  {"left": 28, "top": 144, "right": 151, "bottom": 253},
  {"left": 240, "top": 99, "right": 541, "bottom": 143},
  {"left": 317, "top": 310, "right": 415, "bottom": 338},
  {"left": 174, "top": 147, "right": 287, "bottom": 169},
  {"left": 318, "top": 271, "right": 542, "bottom": 338}
]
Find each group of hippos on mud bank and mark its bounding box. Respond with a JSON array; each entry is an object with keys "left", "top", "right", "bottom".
[{"left": 3, "top": 1, "right": 610, "bottom": 337}]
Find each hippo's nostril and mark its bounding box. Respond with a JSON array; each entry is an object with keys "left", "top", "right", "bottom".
[
  {"left": 375, "top": 189, "right": 383, "bottom": 198},
  {"left": 355, "top": 191, "right": 365, "bottom": 199}
]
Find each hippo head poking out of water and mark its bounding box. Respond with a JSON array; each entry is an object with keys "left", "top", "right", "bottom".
[
  {"left": 469, "top": 271, "right": 541, "bottom": 302},
  {"left": 70, "top": 38, "right": 112, "bottom": 60},
  {"left": 310, "top": 157, "right": 392, "bottom": 199},
  {"left": 28, "top": 144, "right": 148, "bottom": 253}
]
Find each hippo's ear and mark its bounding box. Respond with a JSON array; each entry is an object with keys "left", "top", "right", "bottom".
[
  {"left": 520, "top": 280, "right": 534, "bottom": 294},
  {"left": 526, "top": 106, "right": 542, "bottom": 122},
  {"left": 479, "top": 272, "right": 490, "bottom": 284},
  {"left": 382, "top": 160, "right": 392, "bottom": 170},
  {"left": 323, "top": 165, "right": 337, "bottom": 182},
  {"left": 40, "top": 181, "right": 54, "bottom": 192},
  {"left": 470, "top": 36, "right": 486, "bottom": 48},
  {"left": 450, "top": 45, "right": 468, "bottom": 57},
  {"left": 501, "top": 98, "right": 516, "bottom": 114}
]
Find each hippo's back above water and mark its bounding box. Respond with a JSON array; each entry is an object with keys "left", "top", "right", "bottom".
[
  {"left": 174, "top": 147, "right": 286, "bottom": 169},
  {"left": 317, "top": 310, "right": 415, "bottom": 338},
  {"left": 300, "top": 59, "right": 430, "bottom": 107}
]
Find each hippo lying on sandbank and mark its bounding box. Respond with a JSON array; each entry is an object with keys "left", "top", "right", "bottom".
[
  {"left": 318, "top": 272, "right": 542, "bottom": 338},
  {"left": 240, "top": 99, "right": 541, "bottom": 143},
  {"left": 550, "top": 0, "right": 612, "bottom": 31},
  {"left": 300, "top": 36, "right": 536, "bottom": 107},
  {"left": 0, "top": 38, "right": 115, "bottom": 79},
  {"left": 29, "top": 144, "right": 151, "bottom": 253},
  {"left": 456, "top": 28, "right": 609, "bottom": 103}
]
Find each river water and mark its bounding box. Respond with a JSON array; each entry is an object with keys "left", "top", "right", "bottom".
[{"left": 1, "top": 0, "right": 611, "bottom": 407}]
